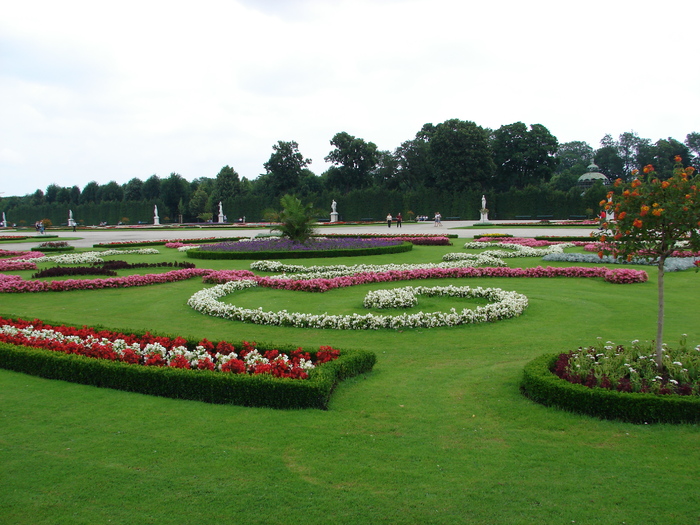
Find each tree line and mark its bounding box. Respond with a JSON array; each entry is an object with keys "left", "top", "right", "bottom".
[{"left": 2, "top": 119, "right": 698, "bottom": 226}]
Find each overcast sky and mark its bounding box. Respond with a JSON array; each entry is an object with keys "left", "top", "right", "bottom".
[{"left": 1, "top": 0, "right": 698, "bottom": 197}]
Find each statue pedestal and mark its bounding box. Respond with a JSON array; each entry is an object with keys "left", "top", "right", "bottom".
[
  {"left": 474, "top": 211, "right": 491, "bottom": 225},
  {"left": 154, "top": 217, "right": 160, "bottom": 225},
  {"left": 330, "top": 212, "right": 339, "bottom": 223},
  {"left": 218, "top": 216, "right": 225, "bottom": 224}
]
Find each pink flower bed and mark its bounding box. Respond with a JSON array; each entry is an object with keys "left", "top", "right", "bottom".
[
  {"left": 474, "top": 237, "right": 560, "bottom": 247},
  {"left": 0, "top": 250, "right": 45, "bottom": 260},
  {"left": 202, "top": 270, "right": 258, "bottom": 284},
  {"left": 0, "top": 260, "right": 38, "bottom": 271},
  {"left": 0, "top": 268, "right": 212, "bottom": 293},
  {"left": 248, "top": 266, "right": 648, "bottom": 293}
]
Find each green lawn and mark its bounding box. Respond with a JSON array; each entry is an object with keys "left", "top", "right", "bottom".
[{"left": 1, "top": 244, "right": 699, "bottom": 524}]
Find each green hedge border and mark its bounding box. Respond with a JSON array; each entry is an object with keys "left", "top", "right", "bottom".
[
  {"left": 521, "top": 353, "right": 700, "bottom": 424},
  {"left": 30, "top": 246, "right": 75, "bottom": 252},
  {"left": 186, "top": 241, "right": 414, "bottom": 260},
  {"left": 0, "top": 325, "right": 376, "bottom": 409}
]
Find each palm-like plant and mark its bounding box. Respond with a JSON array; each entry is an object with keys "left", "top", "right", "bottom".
[{"left": 271, "top": 194, "right": 318, "bottom": 242}]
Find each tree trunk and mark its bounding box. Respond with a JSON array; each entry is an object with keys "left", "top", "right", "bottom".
[{"left": 655, "top": 256, "right": 666, "bottom": 369}]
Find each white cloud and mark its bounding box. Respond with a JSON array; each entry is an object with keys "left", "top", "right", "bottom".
[{"left": 1, "top": 0, "right": 698, "bottom": 196}]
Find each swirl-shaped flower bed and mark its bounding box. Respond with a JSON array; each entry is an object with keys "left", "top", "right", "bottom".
[
  {"left": 0, "top": 317, "right": 375, "bottom": 409},
  {"left": 187, "top": 280, "right": 529, "bottom": 330}
]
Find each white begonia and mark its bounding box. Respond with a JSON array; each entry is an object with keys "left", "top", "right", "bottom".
[{"left": 187, "top": 280, "right": 528, "bottom": 330}]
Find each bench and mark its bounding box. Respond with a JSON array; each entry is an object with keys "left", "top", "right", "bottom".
[
  {"left": 569, "top": 215, "right": 587, "bottom": 220},
  {"left": 537, "top": 215, "right": 554, "bottom": 220}
]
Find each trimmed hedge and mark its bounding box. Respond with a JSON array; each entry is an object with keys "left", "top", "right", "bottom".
[
  {"left": 30, "top": 246, "right": 75, "bottom": 252},
  {"left": 521, "top": 354, "right": 700, "bottom": 424},
  {"left": 0, "top": 339, "right": 376, "bottom": 409},
  {"left": 533, "top": 236, "right": 594, "bottom": 242},
  {"left": 186, "top": 241, "right": 414, "bottom": 260}
]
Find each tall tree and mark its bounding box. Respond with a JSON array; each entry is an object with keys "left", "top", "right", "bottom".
[
  {"left": 555, "top": 141, "right": 594, "bottom": 174},
  {"left": 45, "top": 184, "right": 61, "bottom": 204},
  {"left": 263, "top": 140, "right": 312, "bottom": 195},
  {"left": 100, "top": 181, "right": 123, "bottom": 202},
  {"left": 427, "top": 119, "right": 495, "bottom": 192},
  {"left": 123, "top": 178, "right": 144, "bottom": 201},
  {"left": 685, "top": 132, "right": 700, "bottom": 169},
  {"left": 324, "top": 132, "right": 379, "bottom": 193},
  {"left": 143, "top": 175, "right": 161, "bottom": 200},
  {"left": 211, "top": 166, "right": 241, "bottom": 205},
  {"left": 491, "top": 122, "right": 558, "bottom": 190},
  {"left": 160, "top": 173, "right": 190, "bottom": 216},
  {"left": 80, "top": 181, "right": 100, "bottom": 204},
  {"left": 594, "top": 135, "right": 624, "bottom": 179}
]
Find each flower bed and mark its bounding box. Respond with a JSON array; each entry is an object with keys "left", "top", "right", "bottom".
[
  {"left": 0, "top": 317, "right": 376, "bottom": 409},
  {"left": 93, "top": 237, "right": 243, "bottom": 248},
  {"left": 0, "top": 268, "right": 211, "bottom": 293},
  {"left": 31, "top": 261, "right": 196, "bottom": 279},
  {"left": 542, "top": 252, "right": 700, "bottom": 271},
  {"left": 521, "top": 353, "right": 700, "bottom": 424},
  {"left": 187, "top": 280, "right": 529, "bottom": 330},
  {"left": 30, "top": 241, "right": 74, "bottom": 252},
  {"left": 188, "top": 239, "right": 413, "bottom": 260}
]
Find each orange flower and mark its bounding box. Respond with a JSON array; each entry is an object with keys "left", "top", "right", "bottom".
[
  {"left": 631, "top": 179, "right": 641, "bottom": 188},
  {"left": 686, "top": 167, "right": 696, "bottom": 175},
  {"left": 597, "top": 251, "right": 604, "bottom": 259},
  {"left": 617, "top": 211, "right": 627, "bottom": 220},
  {"left": 643, "top": 164, "right": 655, "bottom": 174},
  {"left": 652, "top": 208, "right": 663, "bottom": 216},
  {"left": 633, "top": 218, "right": 643, "bottom": 228},
  {"left": 622, "top": 190, "right": 630, "bottom": 197},
  {"left": 674, "top": 155, "right": 682, "bottom": 163},
  {"left": 614, "top": 233, "right": 623, "bottom": 240},
  {"left": 661, "top": 181, "right": 670, "bottom": 189},
  {"left": 631, "top": 169, "right": 639, "bottom": 176},
  {"left": 614, "top": 178, "right": 623, "bottom": 187},
  {"left": 600, "top": 235, "right": 606, "bottom": 242},
  {"left": 640, "top": 205, "right": 650, "bottom": 216},
  {"left": 599, "top": 200, "right": 607, "bottom": 206}
]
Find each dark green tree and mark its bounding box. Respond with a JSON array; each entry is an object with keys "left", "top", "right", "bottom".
[
  {"left": 70, "top": 186, "right": 81, "bottom": 204},
  {"left": 263, "top": 140, "right": 312, "bottom": 195},
  {"left": 100, "top": 181, "right": 123, "bottom": 202},
  {"left": 123, "top": 178, "right": 144, "bottom": 201},
  {"left": 143, "top": 175, "right": 161, "bottom": 200},
  {"left": 594, "top": 135, "right": 624, "bottom": 179},
  {"left": 555, "top": 141, "right": 594, "bottom": 174},
  {"left": 80, "top": 181, "right": 100, "bottom": 204},
  {"left": 324, "top": 132, "right": 379, "bottom": 192},
  {"left": 427, "top": 119, "right": 495, "bottom": 192},
  {"left": 211, "top": 166, "right": 241, "bottom": 204},
  {"left": 685, "top": 132, "right": 700, "bottom": 169},
  {"left": 491, "top": 122, "right": 558, "bottom": 191},
  {"left": 161, "top": 173, "right": 190, "bottom": 216},
  {"left": 45, "top": 184, "right": 61, "bottom": 204},
  {"left": 56, "top": 187, "right": 71, "bottom": 204},
  {"left": 188, "top": 187, "right": 209, "bottom": 220}
]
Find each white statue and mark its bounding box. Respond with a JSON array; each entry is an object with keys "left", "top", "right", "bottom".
[
  {"left": 332, "top": 200, "right": 337, "bottom": 213},
  {"left": 1, "top": 212, "right": 7, "bottom": 228},
  {"left": 218, "top": 202, "right": 225, "bottom": 223},
  {"left": 481, "top": 195, "right": 486, "bottom": 210},
  {"left": 153, "top": 205, "right": 160, "bottom": 225}
]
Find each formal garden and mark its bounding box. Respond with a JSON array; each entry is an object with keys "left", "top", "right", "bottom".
[
  {"left": 0, "top": 231, "right": 698, "bottom": 524},
  {"left": 2, "top": 168, "right": 700, "bottom": 523}
]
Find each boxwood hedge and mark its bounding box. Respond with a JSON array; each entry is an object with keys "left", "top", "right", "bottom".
[
  {"left": 0, "top": 334, "right": 376, "bottom": 410},
  {"left": 521, "top": 353, "right": 700, "bottom": 424},
  {"left": 186, "top": 241, "right": 414, "bottom": 260}
]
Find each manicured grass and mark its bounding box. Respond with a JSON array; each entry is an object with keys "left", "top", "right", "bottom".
[{"left": 1, "top": 243, "right": 699, "bottom": 524}]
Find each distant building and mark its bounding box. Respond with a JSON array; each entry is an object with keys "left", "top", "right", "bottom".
[{"left": 577, "top": 162, "right": 610, "bottom": 190}]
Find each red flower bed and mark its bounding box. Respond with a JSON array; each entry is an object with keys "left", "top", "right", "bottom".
[{"left": 0, "top": 316, "right": 339, "bottom": 379}]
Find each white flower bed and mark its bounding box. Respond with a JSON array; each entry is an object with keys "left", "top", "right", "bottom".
[
  {"left": 187, "top": 280, "right": 528, "bottom": 330},
  {"left": 32, "top": 248, "right": 159, "bottom": 265},
  {"left": 364, "top": 287, "right": 418, "bottom": 309},
  {"left": 249, "top": 256, "right": 507, "bottom": 280},
  {"left": 456, "top": 242, "right": 574, "bottom": 259}
]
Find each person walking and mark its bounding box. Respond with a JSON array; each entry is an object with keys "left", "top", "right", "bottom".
[
  {"left": 434, "top": 212, "right": 442, "bottom": 227},
  {"left": 396, "top": 212, "right": 402, "bottom": 228},
  {"left": 386, "top": 213, "right": 392, "bottom": 228}
]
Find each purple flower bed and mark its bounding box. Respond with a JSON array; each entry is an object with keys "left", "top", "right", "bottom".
[{"left": 199, "top": 237, "right": 404, "bottom": 252}]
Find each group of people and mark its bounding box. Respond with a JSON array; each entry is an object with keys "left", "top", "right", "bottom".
[
  {"left": 386, "top": 213, "right": 402, "bottom": 228},
  {"left": 385, "top": 212, "right": 443, "bottom": 227},
  {"left": 34, "top": 221, "right": 45, "bottom": 234}
]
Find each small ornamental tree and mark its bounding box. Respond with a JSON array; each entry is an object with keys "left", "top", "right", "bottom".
[
  {"left": 595, "top": 156, "right": 700, "bottom": 368},
  {"left": 271, "top": 194, "right": 318, "bottom": 243}
]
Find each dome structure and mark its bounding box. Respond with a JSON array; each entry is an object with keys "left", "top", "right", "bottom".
[{"left": 577, "top": 162, "right": 610, "bottom": 190}]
